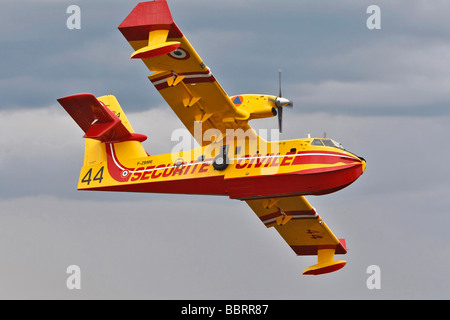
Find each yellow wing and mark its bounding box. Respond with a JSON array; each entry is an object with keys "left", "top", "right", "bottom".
[
  {"left": 119, "top": 0, "right": 253, "bottom": 146},
  {"left": 246, "top": 196, "right": 348, "bottom": 275}
]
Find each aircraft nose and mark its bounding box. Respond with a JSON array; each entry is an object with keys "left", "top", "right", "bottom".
[{"left": 360, "top": 157, "right": 366, "bottom": 173}]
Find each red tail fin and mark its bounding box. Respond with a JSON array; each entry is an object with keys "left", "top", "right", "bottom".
[{"left": 57, "top": 93, "right": 147, "bottom": 143}]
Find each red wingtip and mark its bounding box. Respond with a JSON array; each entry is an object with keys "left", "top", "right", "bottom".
[{"left": 118, "top": 0, "right": 182, "bottom": 42}]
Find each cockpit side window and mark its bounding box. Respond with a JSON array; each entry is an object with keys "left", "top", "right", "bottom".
[
  {"left": 322, "top": 139, "right": 335, "bottom": 147},
  {"left": 311, "top": 138, "right": 344, "bottom": 149}
]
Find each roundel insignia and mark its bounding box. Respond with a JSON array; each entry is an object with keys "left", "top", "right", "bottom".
[
  {"left": 232, "top": 95, "right": 243, "bottom": 106},
  {"left": 169, "top": 48, "right": 190, "bottom": 60}
]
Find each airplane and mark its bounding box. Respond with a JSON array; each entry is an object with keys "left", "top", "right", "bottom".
[{"left": 57, "top": 0, "right": 366, "bottom": 275}]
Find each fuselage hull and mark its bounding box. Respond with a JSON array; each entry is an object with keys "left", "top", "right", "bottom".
[{"left": 80, "top": 138, "right": 366, "bottom": 200}]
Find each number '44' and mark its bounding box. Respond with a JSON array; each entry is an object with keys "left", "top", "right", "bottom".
[{"left": 81, "top": 166, "right": 104, "bottom": 185}]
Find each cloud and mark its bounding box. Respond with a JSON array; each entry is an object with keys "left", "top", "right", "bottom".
[
  {"left": 0, "top": 1, "right": 162, "bottom": 110},
  {"left": 290, "top": 78, "right": 450, "bottom": 116},
  {"left": 3, "top": 0, "right": 450, "bottom": 116},
  {"left": 0, "top": 102, "right": 184, "bottom": 199},
  {"left": 2, "top": 102, "right": 450, "bottom": 298}
]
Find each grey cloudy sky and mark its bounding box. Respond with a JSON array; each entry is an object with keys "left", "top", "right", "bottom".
[{"left": 0, "top": 0, "right": 450, "bottom": 299}]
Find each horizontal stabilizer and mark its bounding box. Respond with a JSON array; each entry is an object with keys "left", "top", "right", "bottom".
[{"left": 57, "top": 93, "right": 147, "bottom": 143}]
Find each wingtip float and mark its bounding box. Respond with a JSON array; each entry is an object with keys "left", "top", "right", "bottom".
[{"left": 58, "top": 0, "right": 366, "bottom": 276}]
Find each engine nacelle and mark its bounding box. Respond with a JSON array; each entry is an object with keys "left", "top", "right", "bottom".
[{"left": 229, "top": 94, "right": 278, "bottom": 120}]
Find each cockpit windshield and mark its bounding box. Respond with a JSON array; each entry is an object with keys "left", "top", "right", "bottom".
[{"left": 311, "top": 138, "right": 344, "bottom": 149}]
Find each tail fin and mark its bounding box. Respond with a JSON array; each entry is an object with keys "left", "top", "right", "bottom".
[{"left": 58, "top": 93, "right": 148, "bottom": 189}]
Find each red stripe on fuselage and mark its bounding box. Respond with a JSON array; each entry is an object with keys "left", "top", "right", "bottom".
[
  {"left": 83, "top": 174, "right": 227, "bottom": 196},
  {"left": 225, "top": 162, "right": 364, "bottom": 199},
  {"left": 105, "top": 143, "right": 133, "bottom": 183},
  {"left": 103, "top": 144, "right": 363, "bottom": 199},
  {"left": 291, "top": 151, "right": 359, "bottom": 166}
]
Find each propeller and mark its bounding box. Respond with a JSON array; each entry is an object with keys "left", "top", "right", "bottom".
[{"left": 272, "top": 70, "right": 293, "bottom": 132}]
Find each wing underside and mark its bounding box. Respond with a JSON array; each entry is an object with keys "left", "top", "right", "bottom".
[{"left": 246, "top": 196, "right": 347, "bottom": 275}]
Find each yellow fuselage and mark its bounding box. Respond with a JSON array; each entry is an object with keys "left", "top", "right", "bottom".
[{"left": 78, "top": 136, "right": 366, "bottom": 200}]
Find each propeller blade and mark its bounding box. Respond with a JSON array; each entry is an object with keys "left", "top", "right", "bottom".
[
  {"left": 278, "top": 105, "right": 283, "bottom": 133},
  {"left": 278, "top": 69, "right": 282, "bottom": 97},
  {"left": 274, "top": 69, "right": 293, "bottom": 132}
]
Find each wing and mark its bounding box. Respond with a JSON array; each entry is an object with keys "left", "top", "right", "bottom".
[
  {"left": 246, "top": 196, "right": 348, "bottom": 275},
  {"left": 119, "top": 0, "right": 253, "bottom": 146}
]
